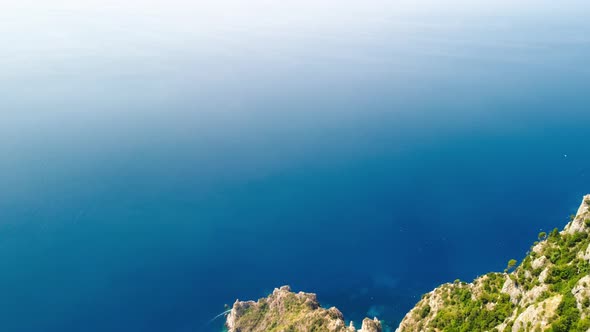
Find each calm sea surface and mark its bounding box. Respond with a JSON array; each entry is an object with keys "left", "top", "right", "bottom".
[{"left": 1, "top": 2, "right": 589, "bottom": 331}]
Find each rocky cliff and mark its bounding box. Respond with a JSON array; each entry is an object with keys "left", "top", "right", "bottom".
[
  {"left": 225, "top": 285, "right": 381, "bottom": 332},
  {"left": 396, "top": 194, "right": 590, "bottom": 332},
  {"left": 225, "top": 195, "right": 590, "bottom": 332}
]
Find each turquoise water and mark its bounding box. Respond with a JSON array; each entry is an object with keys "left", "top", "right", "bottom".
[{"left": 1, "top": 2, "right": 590, "bottom": 331}]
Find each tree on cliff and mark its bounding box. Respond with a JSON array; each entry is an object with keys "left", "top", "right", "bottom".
[{"left": 505, "top": 259, "right": 517, "bottom": 273}]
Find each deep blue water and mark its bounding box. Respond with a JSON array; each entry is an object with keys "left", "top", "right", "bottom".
[{"left": 1, "top": 2, "right": 590, "bottom": 331}]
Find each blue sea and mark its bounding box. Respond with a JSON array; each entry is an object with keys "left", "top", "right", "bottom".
[{"left": 1, "top": 1, "right": 590, "bottom": 331}]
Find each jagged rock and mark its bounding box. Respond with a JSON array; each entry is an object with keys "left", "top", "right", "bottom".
[
  {"left": 538, "top": 267, "right": 549, "bottom": 283},
  {"left": 226, "top": 286, "right": 381, "bottom": 332},
  {"left": 531, "top": 256, "right": 547, "bottom": 269},
  {"left": 501, "top": 276, "right": 522, "bottom": 304},
  {"left": 580, "top": 243, "right": 590, "bottom": 262},
  {"left": 532, "top": 241, "right": 544, "bottom": 255},
  {"left": 564, "top": 194, "right": 590, "bottom": 234},
  {"left": 520, "top": 284, "right": 548, "bottom": 306},
  {"left": 359, "top": 318, "right": 381, "bottom": 332},
  {"left": 511, "top": 295, "right": 562, "bottom": 332},
  {"left": 572, "top": 275, "right": 590, "bottom": 313}
]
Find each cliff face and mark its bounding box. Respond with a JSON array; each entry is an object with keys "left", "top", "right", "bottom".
[
  {"left": 396, "top": 194, "right": 590, "bottom": 332},
  {"left": 226, "top": 285, "right": 382, "bottom": 332}
]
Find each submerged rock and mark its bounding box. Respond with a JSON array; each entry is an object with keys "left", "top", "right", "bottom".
[{"left": 226, "top": 285, "right": 381, "bottom": 332}]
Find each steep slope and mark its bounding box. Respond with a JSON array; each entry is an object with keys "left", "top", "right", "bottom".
[
  {"left": 226, "top": 285, "right": 382, "bottom": 332},
  {"left": 396, "top": 194, "right": 590, "bottom": 332}
]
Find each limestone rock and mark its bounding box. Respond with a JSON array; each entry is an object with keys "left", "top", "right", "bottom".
[
  {"left": 531, "top": 256, "right": 547, "bottom": 270},
  {"left": 538, "top": 267, "right": 549, "bottom": 284},
  {"left": 511, "top": 295, "right": 562, "bottom": 332},
  {"left": 572, "top": 275, "right": 590, "bottom": 313},
  {"left": 226, "top": 286, "right": 381, "bottom": 332},
  {"left": 501, "top": 276, "right": 522, "bottom": 304},
  {"left": 580, "top": 243, "right": 590, "bottom": 262},
  {"left": 359, "top": 318, "right": 381, "bottom": 332},
  {"left": 564, "top": 194, "right": 590, "bottom": 234}
]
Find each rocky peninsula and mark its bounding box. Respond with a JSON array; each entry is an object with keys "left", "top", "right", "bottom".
[{"left": 225, "top": 285, "right": 381, "bottom": 332}]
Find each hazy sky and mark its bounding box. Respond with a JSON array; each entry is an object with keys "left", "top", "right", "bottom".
[{"left": 3, "top": 0, "right": 589, "bottom": 79}]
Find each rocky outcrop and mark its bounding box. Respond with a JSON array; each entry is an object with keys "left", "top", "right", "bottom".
[
  {"left": 224, "top": 195, "right": 590, "bottom": 332},
  {"left": 396, "top": 194, "right": 590, "bottom": 332},
  {"left": 572, "top": 275, "right": 590, "bottom": 313},
  {"left": 226, "top": 285, "right": 381, "bottom": 332},
  {"left": 359, "top": 318, "right": 382, "bottom": 332},
  {"left": 564, "top": 196, "right": 590, "bottom": 235},
  {"left": 508, "top": 294, "right": 561, "bottom": 332}
]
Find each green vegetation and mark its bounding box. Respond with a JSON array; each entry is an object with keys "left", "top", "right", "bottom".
[
  {"left": 401, "top": 200, "right": 590, "bottom": 332},
  {"left": 420, "top": 304, "right": 431, "bottom": 318},
  {"left": 232, "top": 198, "right": 590, "bottom": 332},
  {"left": 229, "top": 287, "right": 379, "bottom": 332},
  {"left": 521, "top": 222, "right": 590, "bottom": 330},
  {"left": 237, "top": 300, "right": 270, "bottom": 329},
  {"left": 430, "top": 274, "right": 514, "bottom": 332},
  {"left": 547, "top": 293, "right": 587, "bottom": 332},
  {"left": 505, "top": 259, "right": 518, "bottom": 273},
  {"left": 427, "top": 225, "right": 590, "bottom": 331}
]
